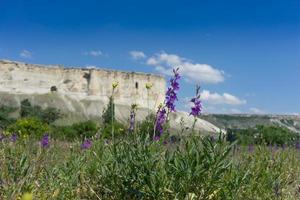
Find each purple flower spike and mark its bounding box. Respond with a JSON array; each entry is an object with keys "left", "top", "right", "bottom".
[
  {"left": 155, "top": 107, "right": 167, "bottom": 136},
  {"left": 209, "top": 136, "right": 215, "bottom": 143},
  {"left": 154, "top": 68, "right": 180, "bottom": 136},
  {"left": 190, "top": 85, "right": 202, "bottom": 117},
  {"left": 295, "top": 142, "right": 300, "bottom": 150},
  {"left": 40, "top": 134, "right": 50, "bottom": 148},
  {"left": 129, "top": 111, "right": 135, "bottom": 132},
  {"left": 153, "top": 136, "right": 160, "bottom": 141},
  {"left": 10, "top": 134, "right": 17, "bottom": 143},
  {"left": 190, "top": 98, "right": 202, "bottom": 117},
  {"left": 248, "top": 144, "right": 254, "bottom": 152},
  {"left": 268, "top": 144, "right": 273, "bottom": 152},
  {"left": 0, "top": 134, "right": 4, "bottom": 142},
  {"left": 165, "top": 68, "right": 180, "bottom": 112},
  {"left": 129, "top": 104, "right": 137, "bottom": 132},
  {"left": 81, "top": 139, "right": 92, "bottom": 150}
]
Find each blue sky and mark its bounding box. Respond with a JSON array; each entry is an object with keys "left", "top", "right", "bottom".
[{"left": 0, "top": 0, "right": 299, "bottom": 114}]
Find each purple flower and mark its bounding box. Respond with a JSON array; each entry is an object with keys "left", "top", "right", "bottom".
[
  {"left": 129, "top": 111, "right": 135, "bottom": 131},
  {"left": 163, "top": 140, "right": 168, "bottom": 145},
  {"left": 154, "top": 68, "right": 180, "bottom": 136},
  {"left": 81, "top": 139, "right": 92, "bottom": 150},
  {"left": 129, "top": 106, "right": 137, "bottom": 132},
  {"left": 129, "top": 104, "right": 137, "bottom": 132},
  {"left": 190, "top": 85, "right": 202, "bottom": 117},
  {"left": 170, "top": 136, "right": 177, "bottom": 144},
  {"left": 209, "top": 136, "right": 215, "bottom": 142},
  {"left": 154, "top": 136, "right": 160, "bottom": 141},
  {"left": 248, "top": 144, "right": 254, "bottom": 152},
  {"left": 155, "top": 107, "right": 167, "bottom": 136},
  {"left": 0, "top": 134, "right": 4, "bottom": 142},
  {"left": 10, "top": 134, "right": 17, "bottom": 143},
  {"left": 190, "top": 98, "right": 202, "bottom": 117},
  {"left": 295, "top": 141, "right": 300, "bottom": 150},
  {"left": 268, "top": 144, "right": 273, "bottom": 151},
  {"left": 40, "top": 134, "right": 50, "bottom": 148},
  {"left": 165, "top": 68, "right": 180, "bottom": 112}
]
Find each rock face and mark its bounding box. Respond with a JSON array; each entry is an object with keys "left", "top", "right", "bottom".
[
  {"left": 0, "top": 60, "right": 165, "bottom": 110},
  {"left": 0, "top": 60, "right": 221, "bottom": 133}
]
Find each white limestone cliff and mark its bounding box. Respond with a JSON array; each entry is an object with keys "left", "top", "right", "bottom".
[{"left": 0, "top": 60, "right": 221, "bottom": 133}]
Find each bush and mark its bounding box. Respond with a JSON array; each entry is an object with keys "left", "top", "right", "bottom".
[
  {"left": 102, "top": 96, "right": 115, "bottom": 125},
  {"left": 20, "top": 99, "right": 61, "bottom": 124},
  {"left": 256, "top": 125, "right": 299, "bottom": 145},
  {"left": 101, "top": 121, "right": 126, "bottom": 139},
  {"left": 137, "top": 113, "right": 156, "bottom": 138},
  {"left": 0, "top": 105, "right": 17, "bottom": 130},
  {"left": 6, "top": 117, "right": 49, "bottom": 138},
  {"left": 228, "top": 125, "right": 299, "bottom": 145},
  {"left": 51, "top": 120, "right": 99, "bottom": 140},
  {"left": 71, "top": 120, "right": 99, "bottom": 139}
]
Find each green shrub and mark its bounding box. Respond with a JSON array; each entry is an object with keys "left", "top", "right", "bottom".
[
  {"left": 137, "top": 113, "right": 156, "bottom": 138},
  {"left": 6, "top": 117, "right": 49, "bottom": 138},
  {"left": 71, "top": 120, "right": 99, "bottom": 138},
  {"left": 228, "top": 125, "right": 299, "bottom": 145},
  {"left": 0, "top": 105, "right": 17, "bottom": 129},
  {"left": 256, "top": 125, "right": 299, "bottom": 145},
  {"left": 101, "top": 121, "right": 126, "bottom": 139},
  {"left": 102, "top": 96, "right": 115, "bottom": 125},
  {"left": 51, "top": 120, "right": 99, "bottom": 140},
  {"left": 20, "top": 99, "right": 61, "bottom": 124}
]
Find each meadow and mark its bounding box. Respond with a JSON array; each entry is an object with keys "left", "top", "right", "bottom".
[
  {"left": 1, "top": 69, "right": 300, "bottom": 199},
  {"left": 1, "top": 134, "right": 300, "bottom": 199}
]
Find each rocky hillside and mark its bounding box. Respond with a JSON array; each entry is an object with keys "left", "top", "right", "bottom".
[
  {"left": 0, "top": 60, "right": 221, "bottom": 134},
  {"left": 200, "top": 114, "right": 300, "bottom": 133}
]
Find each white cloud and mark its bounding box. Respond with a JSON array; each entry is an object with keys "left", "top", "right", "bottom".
[
  {"left": 230, "top": 108, "right": 242, "bottom": 114},
  {"left": 85, "top": 65, "right": 97, "bottom": 69},
  {"left": 146, "top": 52, "right": 225, "bottom": 84},
  {"left": 249, "top": 107, "right": 266, "bottom": 114},
  {"left": 20, "top": 50, "right": 32, "bottom": 58},
  {"left": 130, "top": 50, "right": 146, "bottom": 60},
  {"left": 201, "top": 90, "right": 246, "bottom": 105},
  {"left": 83, "top": 50, "right": 104, "bottom": 57}
]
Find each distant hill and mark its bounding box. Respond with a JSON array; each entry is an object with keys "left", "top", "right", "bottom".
[{"left": 200, "top": 114, "right": 300, "bottom": 133}]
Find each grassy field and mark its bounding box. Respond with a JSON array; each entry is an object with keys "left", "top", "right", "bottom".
[
  {"left": 1, "top": 134, "right": 300, "bottom": 200},
  {"left": 1, "top": 70, "right": 300, "bottom": 200}
]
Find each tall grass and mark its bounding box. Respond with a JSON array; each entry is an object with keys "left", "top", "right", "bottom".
[{"left": 1, "top": 134, "right": 300, "bottom": 199}]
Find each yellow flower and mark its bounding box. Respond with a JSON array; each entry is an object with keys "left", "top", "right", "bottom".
[
  {"left": 145, "top": 83, "right": 153, "bottom": 90},
  {"left": 21, "top": 192, "right": 33, "bottom": 200},
  {"left": 112, "top": 81, "right": 119, "bottom": 89}
]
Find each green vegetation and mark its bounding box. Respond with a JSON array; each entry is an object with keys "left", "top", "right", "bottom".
[
  {"left": 1, "top": 98, "right": 300, "bottom": 199},
  {"left": 102, "top": 96, "right": 115, "bottom": 125},
  {"left": 227, "top": 125, "right": 299, "bottom": 145},
  {"left": 6, "top": 117, "right": 49, "bottom": 138},
  {"left": 51, "top": 120, "right": 99, "bottom": 140},
  {"left": 0, "top": 105, "right": 17, "bottom": 129},
  {"left": 20, "top": 99, "right": 62, "bottom": 124},
  {"left": 1, "top": 134, "right": 300, "bottom": 199}
]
